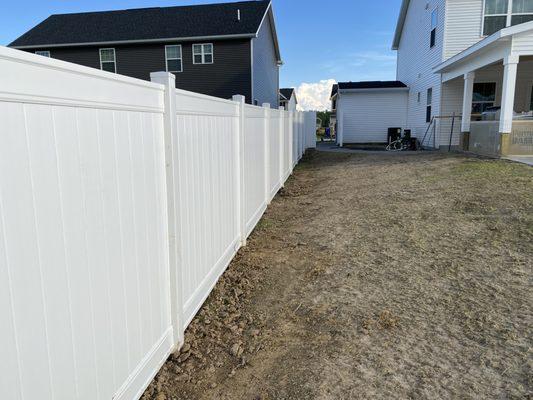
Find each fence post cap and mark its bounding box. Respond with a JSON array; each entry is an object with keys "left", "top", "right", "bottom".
[
  {"left": 262, "top": 103, "right": 271, "bottom": 109},
  {"left": 150, "top": 71, "right": 176, "bottom": 81},
  {"left": 279, "top": 106, "right": 285, "bottom": 111},
  {"left": 232, "top": 94, "right": 246, "bottom": 103}
]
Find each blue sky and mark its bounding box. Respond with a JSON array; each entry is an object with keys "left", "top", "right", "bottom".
[{"left": 0, "top": 0, "right": 402, "bottom": 109}]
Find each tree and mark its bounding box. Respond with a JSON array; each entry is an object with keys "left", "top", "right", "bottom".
[{"left": 316, "top": 111, "right": 331, "bottom": 127}]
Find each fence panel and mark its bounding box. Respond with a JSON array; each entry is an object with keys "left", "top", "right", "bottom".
[
  {"left": 268, "top": 108, "right": 283, "bottom": 201},
  {"left": 173, "top": 89, "right": 241, "bottom": 328},
  {"left": 0, "top": 47, "right": 172, "bottom": 400},
  {"left": 243, "top": 104, "right": 268, "bottom": 237},
  {"left": 292, "top": 112, "right": 299, "bottom": 167},
  {"left": 283, "top": 111, "right": 293, "bottom": 179}
]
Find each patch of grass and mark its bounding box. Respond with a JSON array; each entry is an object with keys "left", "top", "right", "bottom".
[
  {"left": 255, "top": 217, "right": 274, "bottom": 231},
  {"left": 451, "top": 159, "right": 532, "bottom": 179}
]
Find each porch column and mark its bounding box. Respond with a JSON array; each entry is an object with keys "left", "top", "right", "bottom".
[
  {"left": 461, "top": 72, "right": 475, "bottom": 133},
  {"left": 499, "top": 54, "right": 519, "bottom": 134}
]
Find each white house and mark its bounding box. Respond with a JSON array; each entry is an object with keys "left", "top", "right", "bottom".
[
  {"left": 337, "top": 0, "right": 533, "bottom": 157},
  {"left": 279, "top": 88, "right": 298, "bottom": 111},
  {"left": 334, "top": 81, "right": 409, "bottom": 144}
]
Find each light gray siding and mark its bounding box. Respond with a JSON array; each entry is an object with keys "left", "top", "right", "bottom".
[
  {"left": 252, "top": 14, "right": 279, "bottom": 107},
  {"left": 397, "top": 0, "right": 446, "bottom": 142},
  {"left": 444, "top": 0, "right": 484, "bottom": 60}
]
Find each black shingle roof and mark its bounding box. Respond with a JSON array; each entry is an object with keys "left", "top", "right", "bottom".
[
  {"left": 9, "top": 0, "right": 271, "bottom": 48},
  {"left": 337, "top": 81, "right": 407, "bottom": 90},
  {"left": 279, "top": 88, "right": 295, "bottom": 100}
]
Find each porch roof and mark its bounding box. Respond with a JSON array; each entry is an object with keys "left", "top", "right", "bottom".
[{"left": 433, "top": 21, "right": 533, "bottom": 82}]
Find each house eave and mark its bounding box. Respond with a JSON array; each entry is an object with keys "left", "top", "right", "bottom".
[
  {"left": 10, "top": 33, "right": 257, "bottom": 50},
  {"left": 433, "top": 21, "right": 533, "bottom": 74},
  {"left": 392, "top": 0, "right": 410, "bottom": 50}
]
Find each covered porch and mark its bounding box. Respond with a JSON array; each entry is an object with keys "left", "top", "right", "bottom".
[{"left": 435, "top": 22, "right": 533, "bottom": 158}]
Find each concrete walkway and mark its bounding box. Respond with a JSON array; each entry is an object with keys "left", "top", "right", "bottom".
[
  {"left": 503, "top": 155, "right": 533, "bottom": 166},
  {"left": 315, "top": 141, "right": 420, "bottom": 154}
]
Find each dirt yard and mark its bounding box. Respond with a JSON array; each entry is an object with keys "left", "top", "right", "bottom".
[{"left": 142, "top": 151, "right": 532, "bottom": 400}]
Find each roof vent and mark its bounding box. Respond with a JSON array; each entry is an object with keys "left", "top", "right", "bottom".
[{"left": 237, "top": 9, "right": 241, "bottom": 21}]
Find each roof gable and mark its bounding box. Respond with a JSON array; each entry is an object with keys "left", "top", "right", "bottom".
[{"left": 9, "top": 0, "right": 271, "bottom": 48}]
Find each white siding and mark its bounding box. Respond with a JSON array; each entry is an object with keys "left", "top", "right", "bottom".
[
  {"left": 513, "top": 30, "right": 533, "bottom": 55},
  {"left": 444, "top": 0, "right": 484, "bottom": 60},
  {"left": 338, "top": 90, "right": 408, "bottom": 143},
  {"left": 397, "top": 0, "right": 446, "bottom": 142}
]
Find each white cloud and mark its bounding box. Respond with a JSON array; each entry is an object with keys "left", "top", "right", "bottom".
[{"left": 295, "top": 79, "right": 337, "bottom": 111}]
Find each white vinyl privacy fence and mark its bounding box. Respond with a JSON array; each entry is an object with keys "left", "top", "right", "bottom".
[{"left": 0, "top": 46, "right": 316, "bottom": 400}]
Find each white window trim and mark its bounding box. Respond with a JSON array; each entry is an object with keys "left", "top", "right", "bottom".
[
  {"left": 35, "top": 50, "right": 50, "bottom": 57},
  {"left": 481, "top": 0, "right": 533, "bottom": 36},
  {"left": 192, "top": 43, "right": 214, "bottom": 65},
  {"left": 430, "top": 8, "right": 438, "bottom": 48},
  {"left": 99, "top": 48, "right": 117, "bottom": 73},
  {"left": 165, "top": 45, "right": 183, "bottom": 73}
]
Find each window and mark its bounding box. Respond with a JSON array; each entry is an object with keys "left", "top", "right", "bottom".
[
  {"left": 483, "top": 0, "right": 533, "bottom": 36},
  {"left": 35, "top": 51, "right": 50, "bottom": 57},
  {"left": 165, "top": 45, "right": 182, "bottom": 73},
  {"left": 417, "top": 92, "right": 421, "bottom": 103},
  {"left": 529, "top": 84, "right": 533, "bottom": 110},
  {"left": 332, "top": 99, "right": 337, "bottom": 110},
  {"left": 472, "top": 82, "right": 496, "bottom": 114},
  {"left": 99, "top": 48, "right": 116, "bottom": 73},
  {"left": 426, "top": 88, "right": 433, "bottom": 123},
  {"left": 512, "top": 0, "right": 533, "bottom": 24},
  {"left": 193, "top": 43, "right": 213, "bottom": 64},
  {"left": 430, "top": 8, "right": 438, "bottom": 48}
]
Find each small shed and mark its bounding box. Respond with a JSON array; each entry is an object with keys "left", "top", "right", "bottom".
[{"left": 336, "top": 81, "right": 409, "bottom": 145}]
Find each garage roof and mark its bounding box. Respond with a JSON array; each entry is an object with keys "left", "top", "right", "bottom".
[{"left": 338, "top": 81, "right": 407, "bottom": 90}]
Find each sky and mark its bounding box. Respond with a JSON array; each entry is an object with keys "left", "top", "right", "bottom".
[{"left": 0, "top": 0, "right": 402, "bottom": 110}]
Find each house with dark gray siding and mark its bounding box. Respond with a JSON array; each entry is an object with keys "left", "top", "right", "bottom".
[{"left": 9, "top": 0, "right": 282, "bottom": 106}]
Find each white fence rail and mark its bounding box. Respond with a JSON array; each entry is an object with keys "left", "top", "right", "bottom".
[{"left": 0, "top": 46, "right": 316, "bottom": 400}]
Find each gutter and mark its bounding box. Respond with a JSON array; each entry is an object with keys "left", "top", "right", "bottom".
[{"left": 10, "top": 33, "right": 257, "bottom": 49}]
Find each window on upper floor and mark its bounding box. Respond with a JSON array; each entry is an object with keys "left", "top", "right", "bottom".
[
  {"left": 426, "top": 88, "right": 433, "bottom": 123},
  {"left": 483, "top": 0, "right": 533, "bottom": 36},
  {"left": 165, "top": 45, "right": 183, "bottom": 73},
  {"left": 417, "top": 92, "right": 421, "bottom": 103},
  {"left": 512, "top": 0, "right": 533, "bottom": 25},
  {"left": 430, "top": 8, "right": 438, "bottom": 48},
  {"left": 472, "top": 82, "right": 496, "bottom": 114},
  {"left": 35, "top": 51, "right": 50, "bottom": 57},
  {"left": 332, "top": 99, "right": 337, "bottom": 110},
  {"left": 193, "top": 43, "right": 214, "bottom": 64},
  {"left": 99, "top": 48, "right": 116, "bottom": 73}
]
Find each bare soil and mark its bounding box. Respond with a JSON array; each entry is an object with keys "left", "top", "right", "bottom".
[{"left": 142, "top": 151, "right": 532, "bottom": 400}]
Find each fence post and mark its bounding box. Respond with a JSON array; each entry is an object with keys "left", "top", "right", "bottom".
[
  {"left": 150, "top": 71, "right": 184, "bottom": 350},
  {"left": 279, "top": 106, "right": 285, "bottom": 188},
  {"left": 232, "top": 95, "right": 247, "bottom": 246},
  {"left": 262, "top": 103, "right": 271, "bottom": 204}
]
